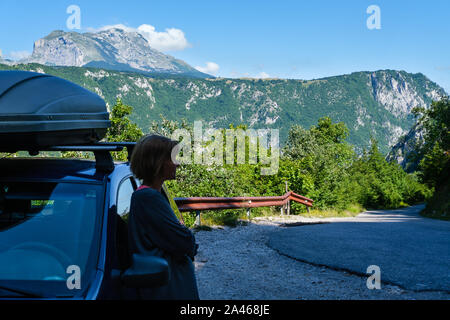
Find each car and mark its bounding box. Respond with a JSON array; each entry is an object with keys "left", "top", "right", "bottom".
[{"left": 0, "top": 71, "right": 174, "bottom": 299}]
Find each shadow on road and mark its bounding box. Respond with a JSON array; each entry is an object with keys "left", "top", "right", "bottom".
[{"left": 268, "top": 205, "right": 450, "bottom": 292}]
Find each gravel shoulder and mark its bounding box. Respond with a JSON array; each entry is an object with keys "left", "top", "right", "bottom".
[{"left": 193, "top": 214, "right": 450, "bottom": 300}]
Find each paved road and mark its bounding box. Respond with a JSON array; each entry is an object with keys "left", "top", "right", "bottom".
[{"left": 268, "top": 205, "right": 450, "bottom": 292}]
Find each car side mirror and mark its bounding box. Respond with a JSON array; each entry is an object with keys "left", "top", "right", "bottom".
[{"left": 121, "top": 254, "right": 169, "bottom": 288}]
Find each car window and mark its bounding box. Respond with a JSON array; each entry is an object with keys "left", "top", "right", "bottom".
[
  {"left": 117, "top": 177, "right": 135, "bottom": 221},
  {"left": 0, "top": 181, "right": 103, "bottom": 297}
]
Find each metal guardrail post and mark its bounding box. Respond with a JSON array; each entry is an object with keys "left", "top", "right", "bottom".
[
  {"left": 284, "top": 181, "right": 289, "bottom": 215},
  {"left": 247, "top": 201, "right": 251, "bottom": 220},
  {"left": 195, "top": 210, "right": 201, "bottom": 226}
]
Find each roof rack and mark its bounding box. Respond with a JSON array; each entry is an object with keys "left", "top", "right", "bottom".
[{"left": 1, "top": 141, "right": 137, "bottom": 173}]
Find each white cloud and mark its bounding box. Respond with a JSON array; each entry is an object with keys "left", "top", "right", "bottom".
[
  {"left": 90, "top": 23, "right": 190, "bottom": 52},
  {"left": 5, "top": 50, "right": 32, "bottom": 61},
  {"left": 195, "top": 62, "right": 220, "bottom": 75},
  {"left": 256, "top": 72, "right": 270, "bottom": 79},
  {"left": 93, "top": 24, "right": 135, "bottom": 33},
  {"left": 137, "top": 24, "right": 190, "bottom": 52},
  {"left": 228, "top": 71, "right": 271, "bottom": 79}
]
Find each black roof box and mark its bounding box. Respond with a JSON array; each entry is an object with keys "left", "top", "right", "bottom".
[{"left": 0, "top": 71, "right": 110, "bottom": 152}]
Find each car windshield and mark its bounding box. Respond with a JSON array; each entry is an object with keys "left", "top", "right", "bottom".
[{"left": 0, "top": 181, "right": 103, "bottom": 298}]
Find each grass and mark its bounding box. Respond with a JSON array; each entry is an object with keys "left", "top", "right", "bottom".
[
  {"left": 200, "top": 209, "right": 250, "bottom": 227},
  {"left": 296, "top": 203, "right": 364, "bottom": 218}
]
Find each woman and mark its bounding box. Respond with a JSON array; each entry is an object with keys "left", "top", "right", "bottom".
[{"left": 128, "top": 134, "right": 199, "bottom": 300}]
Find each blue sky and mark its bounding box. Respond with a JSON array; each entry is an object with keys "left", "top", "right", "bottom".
[{"left": 1, "top": 0, "right": 449, "bottom": 92}]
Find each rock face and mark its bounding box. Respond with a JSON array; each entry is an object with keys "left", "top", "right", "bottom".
[
  {"left": 370, "top": 71, "right": 442, "bottom": 117},
  {"left": 20, "top": 29, "right": 208, "bottom": 78},
  {"left": 386, "top": 123, "right": 425, "bottom": 172},
  {"left": 368, "top": 70, "right": 444, "bottom": 148}
]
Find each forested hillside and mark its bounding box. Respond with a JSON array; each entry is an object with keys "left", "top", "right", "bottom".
[{"left": 1, "top": 63, "right": 445, "bottom": 153}]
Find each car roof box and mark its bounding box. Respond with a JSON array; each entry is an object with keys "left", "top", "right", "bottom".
[{"left": 0, "top": 71, "right": 110, "bottom": 151}]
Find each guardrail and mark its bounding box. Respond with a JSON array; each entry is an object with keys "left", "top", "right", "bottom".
[{"left": 174, "top": 191, "right": 313, "bottom": 226}]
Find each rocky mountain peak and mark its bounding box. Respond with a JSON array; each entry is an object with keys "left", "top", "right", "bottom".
[
  {"left": 20, "top": 28, "right": 209, "bottom": 78},
  {"left": 370, "top": 70, "right": 443, "bottom": 118}
]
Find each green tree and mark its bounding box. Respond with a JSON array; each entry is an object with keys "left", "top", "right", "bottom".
[
  {"left": 283, "top": 117, "right": 355, "bottom": 210},
  {"left": 413, "top": 96, "right": 450, "bottom": 218},
  {"left": 350, "top": 138, "right": 428, "bottom": 209},
  {"left": 413, "top": 96, "right": 450, "bottom": 188},
  {"left": 105, "top": 99, "right": 144, "bottom": 161},
  {"left": 62, "top": 98, "right": 143, "bottom": 161},
  {"left": 283, "top": 119, "right": 428, "bottom": 211},
  {"left": 106, "top": 99, "right": 144, "bottom": 142}
]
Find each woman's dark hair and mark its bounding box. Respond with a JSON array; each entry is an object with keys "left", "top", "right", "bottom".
[{"left": 130, "top": 134, "right": 179, "bottom": 184}]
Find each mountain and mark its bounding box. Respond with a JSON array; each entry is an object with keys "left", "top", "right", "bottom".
[
  {"left": 0, "top": 63, "right": 446, "bottom": 153},
  {"left": 18, "top": 29, "right": 210, "bottom": 78}
]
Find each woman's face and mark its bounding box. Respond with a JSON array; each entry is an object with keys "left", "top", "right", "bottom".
[{"left": 162, "top": 157, "right": 179, "bottom": 181}]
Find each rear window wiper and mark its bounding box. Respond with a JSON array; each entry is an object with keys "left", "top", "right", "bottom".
[{"left": 0, "top": 284, "right": 43, "bottom": 298}]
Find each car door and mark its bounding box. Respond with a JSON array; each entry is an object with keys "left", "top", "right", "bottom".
[{"left": 115, "top": 176, "right": 136, "bottom": 270}]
